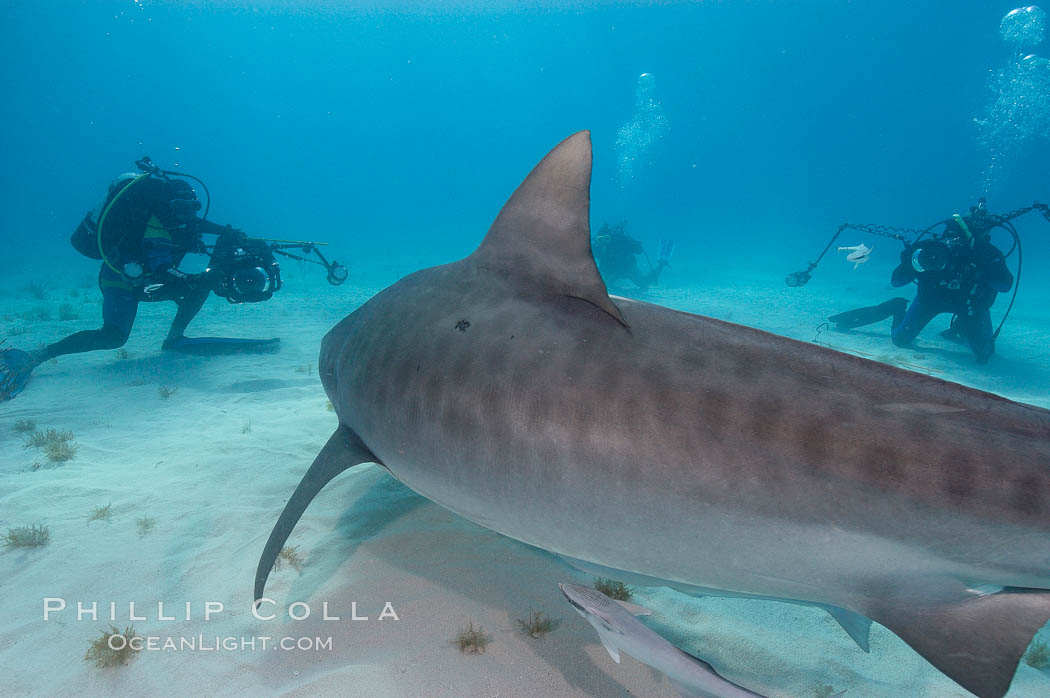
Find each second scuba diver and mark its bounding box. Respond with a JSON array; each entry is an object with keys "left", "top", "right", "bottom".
[
  {"left": 592, "top": 222, "right": 674, "bottom": 290},
  {"left": 828, "top": 199, "right": 1013, "bottom": 364}
]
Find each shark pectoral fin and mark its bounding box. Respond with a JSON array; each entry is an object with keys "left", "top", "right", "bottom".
[
  {"left": 814, "top": 603, "right": 872, "bottom": 653},
  {"left": 254, "top": 424, "right": 377, "bottom": 604},
  {"left": 470, "top": 131, "right": 627, "bottom": 327},
  {"left": 872, "top": 589, "right": 1050, "bottom": 698},
  {"left": 594, "top": 627, "right": 621, "bottom": 663},
  {"left": 615, "top": 599, "right": 653, "bottom": 616}
]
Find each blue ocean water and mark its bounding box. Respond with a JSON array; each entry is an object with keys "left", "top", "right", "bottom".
[
  {"left": 3, "top": 1, "right": 1048, "bottom": 272},
  {"left": 2, "top": 2, "right": 1050, "bottom": 696}
]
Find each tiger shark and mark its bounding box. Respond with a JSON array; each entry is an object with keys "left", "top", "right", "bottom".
[{"left": 256, "top": 132, "right": 1050, "bottom": 698}]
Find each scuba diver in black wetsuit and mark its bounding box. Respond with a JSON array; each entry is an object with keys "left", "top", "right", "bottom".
[
  {"left": 0, "top": 157, "right": 348, "bottom": 401},
  {"left": 592, "top": 222, "right": 674, "bottom": 290},
  {"left": 828, "top": 199, "right": 1014, "bottom": 364}
]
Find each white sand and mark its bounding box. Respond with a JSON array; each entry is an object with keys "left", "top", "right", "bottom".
[{"left": 1, "top": 257, "right": 1048, "bottom": 697}]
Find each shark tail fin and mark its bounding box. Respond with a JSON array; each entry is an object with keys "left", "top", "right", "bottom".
[
  {"left": 872, "top": 589, "right": 1050, "bottom": 698},
  {"left": 254, "top": 425, "right": 377, "bottom": 604}
]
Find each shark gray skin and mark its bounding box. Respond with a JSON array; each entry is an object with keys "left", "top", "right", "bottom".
[
  {"left": 255, "top": 132, "right": 1050, "bottom": 698},
  {"left": 559, "top": 582, "right": 766, "bottom": 698}
]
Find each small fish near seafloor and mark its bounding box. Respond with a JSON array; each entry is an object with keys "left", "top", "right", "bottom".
[
  {"left": 256, "top": 132, "right": 1050, "bottom": 698},
  {"left": 838, "top": 243, "right": 872, "bottom": 269}
]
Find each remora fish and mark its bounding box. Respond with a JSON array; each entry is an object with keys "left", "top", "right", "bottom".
[
  {"left": 837, "top": 243, "right": 872, "bottom": 269},
  {"left": 256, "top": 132, "right": 1050, "bottom": 698},
  {"left": 559, "top": 582, "right": 766, "bottom": 697}
]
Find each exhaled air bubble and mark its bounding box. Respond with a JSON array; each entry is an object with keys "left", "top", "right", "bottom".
[
  {"left": 614, "top": 72, "right": 670, "bottom": 188},
  {"left": 1000, "top": 5, "right": 1046, "bottom": 49},
  {"left": 978, "top": 6, "right": 1050, "bottom": 187}
]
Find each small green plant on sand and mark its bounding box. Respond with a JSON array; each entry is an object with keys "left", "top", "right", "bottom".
[
  {"left": 242, "top": 418, "right": 252, "bottom": 434},
  {"left": 13, "top": 418, "right": 36, "bottom": 433},
  {"left": 114, "top": 348, "right": 129, "bottom": 360},
  {"left": 814, "top": 684, "right": 842, "bottom": 698},
  {"left": 23, "top": 428, "right": 74, "bottom": 449},
  {"left": 594, "top": 577, "right": 633, "bottom": 601},
  {"left": 45, "top": 439, "right": 78, "bottom": 463},
  {"left": 454, "top": 621, "right": 491, "bottom": 654},
  {"left": 1026, "top": 640, "right": 1050, "bottom": 670},
  {"left": 87, "top": 503, "right": 113, "bottom": 524},
  {"left": 84, "top": 625, "right": 141, "bottom": 668},
  {"left": 517, "top": 607, "right": 560, "bottom": 638},
  {"left": 295, "top": 364, "right": 313, "bottom": 374},
  {"left": 22, "top": 281, "right": 50, "bottom": 300},
  {"left": 136, "top": 516, "right": 156, "bottom": 537},
  {"left": 58, "top": 304, "right": 80, "bottom": 321},
  {"left": 158, "top": 385, "right": 178, "bottom": 399},
  {"left": 325, "top": 400, "right": 334, "bottom": 412},
  {"left": 272, "top": 545, "right": 305, "bottom": 573},
  {"left": 4, "top": 524, "right": 50, "bottom": 549}
]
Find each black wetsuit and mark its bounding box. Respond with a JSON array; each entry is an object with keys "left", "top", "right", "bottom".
[
  {"left": 889, "top": 236, "right": 1013, "bottom": 364},
  {"left": 38, "top": 178, "right": 230, "bottom": 362}
]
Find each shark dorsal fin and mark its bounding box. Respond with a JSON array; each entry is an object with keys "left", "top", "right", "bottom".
[{"left": 472, "top": 131, "right": 626, "bottom": 326}]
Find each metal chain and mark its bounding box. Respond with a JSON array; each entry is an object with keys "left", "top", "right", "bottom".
[
  {"left": 991, "top": 202, "right": 1049, "bottom": 225},
  {"left": 840, "top": 223, "right": 924, "bottom": 240},
  {"left": 992, "top": 205, "right": 1036, "bottom": 223},
  {"left": 848, "top": 202, "right": 1049, "bottom": 239}
]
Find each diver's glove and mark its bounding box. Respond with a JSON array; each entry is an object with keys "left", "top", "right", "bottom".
[
  {"left": 143, "top": 265, "right": 202, "bottom": 301},
  {"left": 966, "top": 270, "right": 996, "bottom": 313},
  {"left": 899, "top": 243, "right": 915, "bottom": 264},
  {"left": 154, "top": 264, "right": 194, "bottom": 289}
]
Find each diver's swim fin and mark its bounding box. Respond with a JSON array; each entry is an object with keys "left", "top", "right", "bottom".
[
  {"left": 0, "top": 345, "right": 36, "bottom": 401},
  {"left": 658, "top": 239, "right": 675, "bottom": 263},
  {"left": 163, "top": 337, "right": 281, "bottom": 356},
  {"left": 829, "top": 297, "right": 908, "bottom": 330}
]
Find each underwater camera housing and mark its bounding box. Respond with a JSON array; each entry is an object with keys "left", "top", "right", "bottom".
[
  {"left": 910, "top": 212, "right": 981, "bottom": 276},
  {"left": 209, "top": 233, "right": 282, "bottom": 304},
  {"left": 910, "top": 238, "right": 958, "bottom": 275}
]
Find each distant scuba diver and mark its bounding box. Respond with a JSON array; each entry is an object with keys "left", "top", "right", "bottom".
[
  {"left": 592, "top": 222, "right": 674, "bottom": 290},
  {"left": 828, "top": 199, "right": 1014, "bottom": 364},
  {"left": 0, "top": 157, "right": 348, "bottom": 401}
]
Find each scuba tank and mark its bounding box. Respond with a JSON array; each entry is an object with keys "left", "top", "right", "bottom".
[
  {"left": 69, "top": 158, "right": 205, "bottom": 272},
  {"left": 70, "top": 171, "right": 150, "bottom": 261},
  {"left": 70, "top": 172, "right": 141, "bottom": 260}
]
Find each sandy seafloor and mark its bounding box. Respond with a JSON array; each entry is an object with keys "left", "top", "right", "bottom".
[{"left": 1, "top": 252, "right": 1049, "bottom": 698}]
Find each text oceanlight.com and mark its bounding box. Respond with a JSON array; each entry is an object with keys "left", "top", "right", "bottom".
[{"left": 110, "top": 634, "right": 335, "bottom": 652}]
